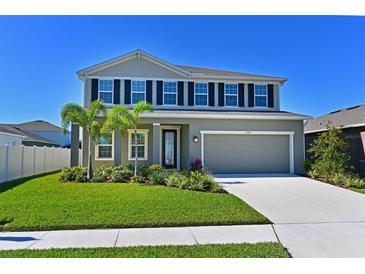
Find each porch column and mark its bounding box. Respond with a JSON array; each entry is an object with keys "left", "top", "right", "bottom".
[
  {"left": 70, "top": 123, "right": 79, "bottom": 166},
  {"left": 152, "top": 123, "right": 161, "bottom": 164},
  {"left": 114, "top": 130, "right": 122, "bottom": 165}
]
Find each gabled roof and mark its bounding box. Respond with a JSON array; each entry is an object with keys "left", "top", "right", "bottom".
[
  {"left": 304, "top": 104, "right": 365, "bottom": 133},
  {"left": 13, "top": 120, "right": 66, "bottom": 132},
  {"left": 77, "top": 49, "right": 287, "bottom": 83}
]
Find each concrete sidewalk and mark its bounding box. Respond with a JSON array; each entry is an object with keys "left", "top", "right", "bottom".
[{"left": 0, "top": 225, "right": 278, "bottom": 250}]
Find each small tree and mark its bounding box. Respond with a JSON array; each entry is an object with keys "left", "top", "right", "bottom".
[
  {"left": 308, "top": 123, "right": 351, "bottom": 180},
  {"left": 103, "top": 101, "right": 154, "bottom": 176},
  {"left": 61, "top": 100, "right": 106, "bottom": 179}
]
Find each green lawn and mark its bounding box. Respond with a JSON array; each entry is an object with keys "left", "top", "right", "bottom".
[
  {"left": 0, "top": 243, "right": 288, "bottom": 258},
  {"left": 0, "top": 172, "right": 269, "bottom": 231}
]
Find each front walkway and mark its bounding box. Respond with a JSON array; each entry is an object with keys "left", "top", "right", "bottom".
[
  {"left": 0, "top": 225, "right": 277, "bottom": 250},
  {"left": 215, "top": 174, "right": 365, "bottom": 257}
]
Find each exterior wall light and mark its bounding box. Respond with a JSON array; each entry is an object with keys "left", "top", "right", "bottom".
[{"left": 193, "top": 136, "right": 199, "bottom": 143}]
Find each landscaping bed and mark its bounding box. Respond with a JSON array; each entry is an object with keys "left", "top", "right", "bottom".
[
  {"left": 0, "top": 172, "right": 270, "bottom": 231},
  {"left": 0, "top": 243, "right": 289, "bottom": 258}
]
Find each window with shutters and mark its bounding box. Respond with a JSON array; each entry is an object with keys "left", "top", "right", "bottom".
[
  {"left": 254, "top": 84, "right": 268, "bottom": 107},
  {"left": 163, "top": 81, "right": 177, "bottom": 105},
  {"left": 128, "top": 129, "right": 149, "bottom": 160},
  {"left": 98, "top": 79, "right": 113, "bottom": 104},
  {"left": 224, "top": 83, "right": 238, "bottom": 106},
  {"left": 131, "top": 80, "right": 146, "bottom": 104},
  {"left": 194, "top": 83, "right": 208, "bottom": 106},
  {"left": 95, "top": 133, "right": 113, "bottom": 160}
]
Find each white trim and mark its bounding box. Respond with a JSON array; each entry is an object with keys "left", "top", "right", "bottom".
[
  {"left": 194, "top": 82, "right": 209, "bottom": 106},
  {"left": 200, "top": 130, "right": 295, "bottom": 174},
  {"left": 95, "top": 132, "right": 114, "bottom": 161},
  {"left": 0, "top": 131, "right": 26, "bottom": 139},
  {"left": 305, "top": 123, "right": 365, "bottom": 134},
  {"left": 98, "top": 78, "right": 114, "bottom": 105},
  {"left": 131, "top": 79, "right": 146, "bottom": 105},
  {"left": 162, "top": 81, "right": 178, "bottom": 106},
  {"left": 224, "top": 83, "right": 238, "bottom": 107},
  {"left": 128, "top": 129, "right": 149, "bottom": 161},
  {"left": 159, "top": 125, "right": 181, "bottom": 170},
  {"left": 141, "top": 112, "right": 312, "bottom": 121},
  {"left": 254, "top": 84, "right": 268, "bottom": 108}
]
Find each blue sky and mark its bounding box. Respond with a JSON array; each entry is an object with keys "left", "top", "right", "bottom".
[{"left": 0, "top": 16, "right": 364, "bottom": 126}]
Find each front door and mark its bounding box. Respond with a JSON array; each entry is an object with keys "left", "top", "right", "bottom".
[{"left": 162, "top": 129, "right": 177, "bottom": 169}]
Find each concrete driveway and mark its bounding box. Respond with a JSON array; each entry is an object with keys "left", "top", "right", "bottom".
[{"left": 215, "top": 175, "right": 365, "bottom": 257}]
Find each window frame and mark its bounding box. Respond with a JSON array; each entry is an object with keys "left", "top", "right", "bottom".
[
  {"left": 131, "top": 80, "right": 146, "bottom": 105},
  {"left": 224, "top": 83, "right": 239, "bottom": 107},
  {"left": 194, "top": 82, "right": 209, "bottom": 106},
  {"left": 95, "top": 132, "right": 114, "bottom": 161},
  {"left": 163, "top": 81, "right": 178, "bottom": 106},
  {"left": 128, "top": 129, "right": 149, "bottom": 161},
  {"left": 254, "top": 84, "right": 268, "bottom": 108},
  {"left": 98, "top": 79, "right": 114, "bottom": 105}
]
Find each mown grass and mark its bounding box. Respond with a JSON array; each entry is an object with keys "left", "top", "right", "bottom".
[
  {"left": 0, "top": 243, "right": 288, "bottom": 258},
  {"left": 0, "top": 173, "right": 269, "bottom": 231}
]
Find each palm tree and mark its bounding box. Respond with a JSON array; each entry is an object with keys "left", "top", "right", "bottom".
[
  {"left": 103, "top": 101, "right": 154, "bottom": 176},
  {"left": 61, "top": 100, "right": 106, "bottom": 179}
]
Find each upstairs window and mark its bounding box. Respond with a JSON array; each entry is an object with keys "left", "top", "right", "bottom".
[
  {"left": 194, "top": 83, "right": 208, "bottom": 106},
  {"left": 131, "top": 80, "right": 146, "bottom": 104},
  {"left": 96, "top": 134, "right": 113, "bottom": 160},
  {"left": 225, "top": 83, "right": 238, "bottom": 106},
  {"left": 163, "top": 82, "right": 177, "bottom": 105},
  {"left": 99, "top": 79, "right": 113, "bottom": 104},
  {"left": 254, "top": 84, "right": 268, "bottom": 107}
]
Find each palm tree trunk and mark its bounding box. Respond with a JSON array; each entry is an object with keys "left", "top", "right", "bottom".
[
  {"left": 87, "top": 135, "right": 93, "bottom": 180},
  {"left": 134, "top": 127, "right": 138, "bottom": 176}
]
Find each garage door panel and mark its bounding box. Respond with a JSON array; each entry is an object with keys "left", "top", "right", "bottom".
[{"left": 204, "top": 135, "right": 289, "bottom": 173}]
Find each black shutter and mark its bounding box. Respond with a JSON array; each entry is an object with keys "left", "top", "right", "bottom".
[
  {"left": 218, "top": 83, "right": 224, "bottom": 106},
  {"left": 268, "top": 84, "right": 274, "bottom": 108},
  {"left": 238, "top": 83, "right": 244, "bottom": 107},
  {"left": 188, "top": 82, "right": 194, "bottom": 106},
  {"left": 124, "top": 80, "right": 131, "bottom": 104},
  {"left": 208, "top": 83, "right": 215, "bottom": 107},
  {"left": 156, "top": 81, "right": 163, "bottom": 105},
  {"left": 178, "top": 81, "right": 184, "bottom": 106},
  {"left": 91, "top": 79, "right": 98, "bottom": 102},
  {"left": 248, "top": 83, "right": 254, "bottom": 107},
  {"left": 146, "top": 80, "right": 153, "bottom": 104},
  {"left": 113, "top": 79, "right": 120, "bottom": 104}
]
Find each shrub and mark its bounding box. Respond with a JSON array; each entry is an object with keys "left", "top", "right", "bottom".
[
  {"left": 189, "top": 159, "right": 203, "bottom": 172},
  {"left": 166, "top": 171, "right": 185, "bottom": 188},
  {"left": 92, "top": 166, "right": 114, "bottom": 182},
  {"left": 330, "top": 173, "right": 347, "bottom": 186},
  {"left": 59, "top": 166, "right": 88, "bottom": 183},
  {"left": 187, "top": 171, "right": 221, "bottom": 192},
  {"left": 110, "top": 166, "right": 133, "bottom": 183},
  {"left": 138, "top": 164, "right": 150, "bottom": 178},
  {"left": 308, "top": 123, "right": 351, "bottom": 180},
  {"left": 148, "top": 164, "right": 164, "bottom": 174},
  {"left": 130, "top": 175, "right": 145, "bottom": 184},
  {"left": 343, "top": 174, "right": 365, "bottom": 189},
  {"left": 148, "top": 170, "right": 166, "bottom": 185},
  {"left": 304, "top": 159, "right": 313, "bottom": 173}
]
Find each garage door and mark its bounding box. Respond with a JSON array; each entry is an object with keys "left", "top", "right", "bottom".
[{"left": 203, "top": 134, "right": 290, "bottom": 174}]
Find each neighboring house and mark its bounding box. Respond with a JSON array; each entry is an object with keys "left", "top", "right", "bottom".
[
  {"left": 305, "top": 104, "right": 365, "bottom": 175},
  {"left": 73, "top": 49, "right": 311, "bottom": 174},
  {"left": 0, "top": 120, "right": 71, "bottom": 147},
  {"left": 0, "top": 127, "right": 25, "bottom": 146}
]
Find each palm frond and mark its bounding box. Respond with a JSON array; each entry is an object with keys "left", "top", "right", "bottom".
[
  {"left": 87, "top": 100, "right": 107, "bottom": 123},
  {"left": 60, "top": 103, "right": 88, "bottom": 133}
]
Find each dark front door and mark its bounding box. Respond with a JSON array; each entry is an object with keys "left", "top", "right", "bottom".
[{"left": 162, "top": 129, "right": 177, "bottom": 169}]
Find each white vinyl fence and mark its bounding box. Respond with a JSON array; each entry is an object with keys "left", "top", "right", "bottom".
[{"left": 0, "top": 145, "right": 74, "bottom": 183}]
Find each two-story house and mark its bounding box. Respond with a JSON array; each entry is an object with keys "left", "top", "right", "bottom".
[{"left": 72, "top": 49, "right": 311, "bottom": 174}]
